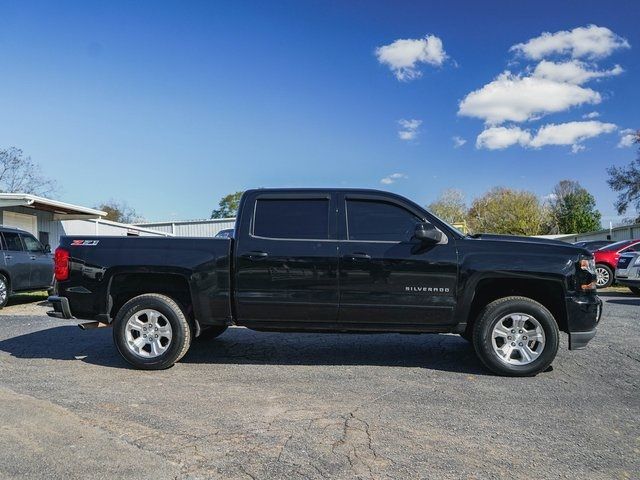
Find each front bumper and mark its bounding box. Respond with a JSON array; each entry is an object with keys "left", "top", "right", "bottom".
[
  {"left": 47, "top": 296, "right": 74, "bottom": 319},
  {"left": 566, "top": 294, "right": 602, "bottom": 350}
]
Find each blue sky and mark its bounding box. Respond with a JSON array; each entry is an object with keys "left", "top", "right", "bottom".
[{"left": 0, "top": 0, "right": 638, "bottom": 223}]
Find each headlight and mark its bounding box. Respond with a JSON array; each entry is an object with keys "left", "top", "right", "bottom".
[{"left": 579, "top": 257, "right": 597, "bottom": 290}]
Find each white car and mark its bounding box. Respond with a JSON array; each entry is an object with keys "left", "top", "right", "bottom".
[{"left": 615, "top": 252, "right": 640, "bottom": 296}]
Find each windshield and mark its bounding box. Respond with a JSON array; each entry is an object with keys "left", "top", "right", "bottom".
[{"left": 424, "top": 212, "right": 468, "bottom": 238}]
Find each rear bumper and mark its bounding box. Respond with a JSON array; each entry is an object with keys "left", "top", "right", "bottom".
[
  {"left": 47, "top": 296, "right": 74, "bottom": 319},
  {"left": 566, "top": 294, "right": 602, "bottom": 350}
]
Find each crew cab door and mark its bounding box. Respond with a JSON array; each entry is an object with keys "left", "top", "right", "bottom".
[
  {"left": 234, "top": 192, "right": 339, "bottom": 326},
  {"left": 1, "top": 231, "right": 31, "bottom": 291},
  {"left": 338, "top": 194, "right": 458, "bottom": 328}
]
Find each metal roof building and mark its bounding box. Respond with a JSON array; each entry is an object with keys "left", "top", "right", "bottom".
[
  {"left": 134, "top": 218, "right": 235, "bottom": 237},
  {"left": 0, "top": 193, "right": 171, "bottom": 249}
]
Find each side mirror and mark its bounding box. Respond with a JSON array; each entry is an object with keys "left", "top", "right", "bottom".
[
  {"left": 413, "top": 222, "right": 443, "bottom": 244},
  {"left": 44, "top": 244, "right": 51, "bottom": 254}
]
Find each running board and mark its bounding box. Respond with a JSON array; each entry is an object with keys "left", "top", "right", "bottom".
[{"left": 78, "top": 321, "right": 108, "bottom": 330}]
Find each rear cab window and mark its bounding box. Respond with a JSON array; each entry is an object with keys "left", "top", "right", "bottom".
[{"left": 253, "top": 198, "right": 330, "bottom": 240}]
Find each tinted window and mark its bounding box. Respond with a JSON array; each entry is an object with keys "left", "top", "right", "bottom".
[
  {"left": 22, "top": 234, "right": 43, "bottom": 252},
  {"left": 253, "top": 198, "right": 330, "bottom": 239},
  {"left": 624, "top": 243, "right": 639, "bottom": 253},
  {"left": 2, "top": 232, "right": 24, "bottom": 251},
  {"left": 347, "top": 199, "right": 421, "bottom": 241}
]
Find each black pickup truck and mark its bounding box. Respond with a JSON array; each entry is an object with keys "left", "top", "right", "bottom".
[{"left": 48, "top": 188, "right": 602, "bottom": 376}]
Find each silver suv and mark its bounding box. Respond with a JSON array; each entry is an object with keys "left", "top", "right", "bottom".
[
  {"left": 0, "top": 226, "right": 54, "bottom": 308},
  {"left": 615, "top": 252, "right": 640, "bottom": 296}
]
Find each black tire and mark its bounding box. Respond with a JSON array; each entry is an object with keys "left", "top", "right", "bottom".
[
  {"left": 113, "top": 294, "right": 192, "bottom": 370},
  {"left": 472, "top": 296, "right": 560, "bottom": 377},
  {"left": 596, "top": 264, "right": 614, "bottom": 289},
  {"left": 196, "top": 325, "right": 228, "bottom": 340},
  {"left": 629, "top": 286, "right": 640, "bottom": 296},
  {"left": 0, "top": 274, "right": 9, "bottom": 309}
]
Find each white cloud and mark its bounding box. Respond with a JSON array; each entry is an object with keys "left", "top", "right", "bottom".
[
  {"left": 452, "top": 136, "right": 467, "bottom": 148},
  {"left": 528, "top": 120, "right": 617, "bottom": 148},
  {"left": 510, "top": 25, "right": 630, "bottom": 60},
  {"left": 476, "top": 121, "right": 617, "bottom": 151},
  {"left": 532, "top": 60, "right": 623, "bottom": 85},
  {"left": 397, "top": 119, "right": 422, "bottom": 141},
  {"left": 571, "top": 144, "right": 586, "bottom": 154},
  {"left": 618, "top": 128, "right": 637, "bottom": 148},
  {"left": 582, "top": 111, "right": 600, "bottom": 119},
  {"left": 476, "top": 126, "right": 532, "bottom": 150},
  {"left": 380, "top": 173, "right": 408, "bottom": 185},
  {"left": 376, "top": 35, "right": 447, "bottom": 81},
  {"left": 458, "top": 71, "right": 601, "bottom": 124}
]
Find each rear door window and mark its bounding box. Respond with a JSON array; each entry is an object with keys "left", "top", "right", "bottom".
[
  {"left": 253, "top": 198, "right": 330, "bottom": 240},
  {"left": 2, "top": 232, "right": 24, "bottom": 251}
]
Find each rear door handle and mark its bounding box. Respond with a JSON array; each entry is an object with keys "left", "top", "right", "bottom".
[
  {"left": 241, "top": 251, "right": 269, "bottom": 260},
  {"left": 30, "top": 256, "right": 37, "bottom": 260},
  {"left": 4, "top": 255, "right": 12, "bottom": 260},
  {"left": 344, "top": 252, "right": 371, "bottom": 261}
]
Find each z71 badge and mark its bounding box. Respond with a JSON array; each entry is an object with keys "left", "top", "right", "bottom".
[{"left": 71, "top": 240, "right": 100, "bottom": 246}]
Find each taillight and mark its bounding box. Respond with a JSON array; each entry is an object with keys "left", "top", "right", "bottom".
[{"left": 54, "top": 248, "right": 70, "bottom": 281}]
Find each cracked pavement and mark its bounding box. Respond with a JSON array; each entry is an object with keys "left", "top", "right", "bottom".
[{"left": 0, "top": 292, "right": 638, "bottom": 479}]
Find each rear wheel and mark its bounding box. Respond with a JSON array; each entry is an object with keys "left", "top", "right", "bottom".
[
  {"left": 596, "top": 264, "right": 613, "bottom": 288},
  {"left": 113, "top": 294, "right": 191, "bottom": 370},
  {"left": 0, "top": 274, "right": 9, "bottom": 308},
  {"left": 629, "top": 286, "right": 640, "bottom": 296},
  {"left": 473, "top": 296, "right": 559, "bottom": 376}
]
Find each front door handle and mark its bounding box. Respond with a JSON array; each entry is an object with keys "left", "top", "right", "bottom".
[
  {"left": 30, "top": 256, "right": 37, "bottom": 260},
  {"left": 4, "top": 255, "right": 12, "bottom": 260},
  {"left": 344, "top": 252, "right": 371, "bottom": 261},
  {"left": 241, "top": 251, "right": 269, "bottom": 260}
]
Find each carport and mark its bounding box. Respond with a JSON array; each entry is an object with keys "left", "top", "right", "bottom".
[{"left": 0, "top": 193, "right": 105, "bottom": 248}]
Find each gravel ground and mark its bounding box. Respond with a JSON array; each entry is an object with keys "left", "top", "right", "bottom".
[{"left": 0, "top": 292, "right": 638, "bottom": 480}]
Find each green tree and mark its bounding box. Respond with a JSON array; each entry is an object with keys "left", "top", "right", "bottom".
[
  {"left": 211, "top": 191, "right": 244, "bottom": 219},
  {"left": 427, "top": 189, "right": 467, "bottom": 224},
  {"left": 467, "top": 187, "right": 548, "bottom": 235},
  {"left": 607, "top": 130, "right": 640, "bottom": 222},
  {"left": 548, "top": 180, "right": 601, "bottom": 234},
  {"left": 97, "top": 200, "right": 143, "bottom": 224}
]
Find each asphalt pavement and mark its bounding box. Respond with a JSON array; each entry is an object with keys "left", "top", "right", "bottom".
[{"left": 0, "top": 292, "right": 638, "bottom": 479}]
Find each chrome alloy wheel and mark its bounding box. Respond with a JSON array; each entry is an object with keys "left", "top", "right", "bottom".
[
  {"left": 596, "top": 266, "right": 610, "bottom": 287},
  {"left": 491, "top": 313, "right": 545, "bottom": 366},
  {"left": 125, "top": 309, "right": 173, "bottom": 358},
  {"left": 0, "top": 278, "right": 7, "bottom": 304}
]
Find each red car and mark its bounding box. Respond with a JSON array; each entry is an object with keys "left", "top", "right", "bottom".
[{"left": 594, "top": 239, "right": 640, "bottom": 288}]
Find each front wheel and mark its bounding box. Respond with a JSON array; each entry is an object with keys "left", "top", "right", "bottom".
[
  {"left": 629, "top": 286, "right": 640, "bottom": 296},
  {"left": 596, "top": 264, "right": 613, "bottom": 289},
  {"left": 473, "top": 296, "right": 559, "bottom": 376},
  {"left": 113, "top": 294, "right": 192, "bottom": 370}
]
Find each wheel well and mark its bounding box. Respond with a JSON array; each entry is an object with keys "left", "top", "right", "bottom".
[
  {"left": 466, "top": 278, "right": 568, "bottom": 333},
  {"left": 0, "top": 270, "right": 10, "bottom": 289},
  {"left": 109, "top": 273, "right": 193, "bottom": 320}
]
